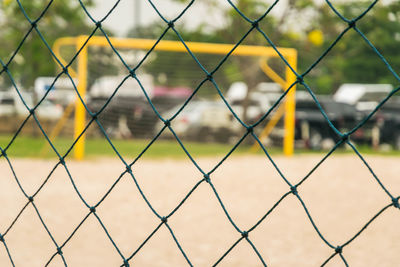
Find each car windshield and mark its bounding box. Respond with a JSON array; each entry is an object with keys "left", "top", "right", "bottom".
[
  {"left": 231, "top": 99, "right": 259, "bottom": 106},
  {"left": 0, "top": 98, "right": 14, "bottom": 105},
  {"left": 20, "top": 93, "right": 55, "bottom": 108},
  {"left": 322, "top": 101, "right": 357, "bottom": 115},
  {"left": 296, "top": 101, "right": 319, "bottom": 111},
  {"left": 358, "top": 92, "right": 388, "bottom": 102}
]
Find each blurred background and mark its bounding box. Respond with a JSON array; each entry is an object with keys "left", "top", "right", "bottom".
[
  {"left": 1, "top": 2, "right": 400, "bottom": 266},
  {"left": 0, "top": 0, "right": 400, "bottom": 156}
]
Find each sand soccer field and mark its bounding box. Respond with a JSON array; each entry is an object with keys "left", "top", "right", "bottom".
[{"left": 0, "top": 154, "right": 399, "bottom": 266}]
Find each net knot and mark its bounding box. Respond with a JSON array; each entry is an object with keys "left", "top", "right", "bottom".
[
  {"left": 335, "top": 246, "right": 342, "bottom": 254},
  {"left": 348, "top": 20, "right": 356, "bottom": 28},
  {"left": 92, "top": 112, "right": 98, "bottom": 120},
  {"left": 28, "top": 196, "right": 34, "bottom": 202},
  {"left": 206, "top": 74, "right": 213, "bottom": 81},
  {"left": 241, "top": 231, "right": 248, "bottom": 238},
  {"left": 59, "top": 157, "right": 65, "bottom": 165},
  {"left": 96, "top": 21, "right": 102, "bottom": 28},
  {"left": 62, "top": 67, "right": 68, "bottom": 74},
  {"left": 126, "top": 165, "right": 132, "bottom": 173},
  {"left": 90, "top": 206, "right": 96, "bottom": 213},
  {"left": 1, "top": 149, "right": 7, "bottom": 157},
  {"left": 122, "top": 260, "right": 130, "bottom": 267},
  {"left": 168, "top": 21, "right": 174, "bottom": 28},
  {"left": 2, "top": 65, "right": 8, "bottom": 72},
  {"left": 290, "top": 186, "right": 297, "bottom": 195},
  {"left": 0, "top": 234, "right": 4, "bottom": 242},
  {"left": 29, "top": 109, "right": 35, "bottom": 115},
  {"left": 204, "top": 174, "right": 211, "bottom": 183},
  {"left": 31, "top": 20, "right": 38, "bottom": 28},
  {"left": 247, "top": 126, "right": 254, "bottom": 133},
  {"left": 164, "top": 119, "right": 171, "bottom": 127},
  {"left": 251, "top": 20, "right": 259, "bottom": 28},
  {"left": 161, "top": 217, "right": 168, "bottom": 223},
  {"left": 341, "top": 133, "right": 349, "bottom": 142},
  {"left": 129, "top": 69, "right": 136, "bottom": 78},
  {"left": 296, "top": 75, "right": 304, "bottom": 84},
  {"left": 392, "top": 197, "right": 399, "bottom": 209},
  {"left": 57, "top": 247, "right": 63, "bottom": 255}
]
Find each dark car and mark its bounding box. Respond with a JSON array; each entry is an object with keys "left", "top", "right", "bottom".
[
  {"left": 269, "top": 97, "right": 375, "bottom": 150},
  {"left": 87, "top": 96, "right": 145, "bottom": 137},
  {"left": 87, "top": 95, "right": 189, "bottom": 138},
  {"left": 126, "top": 95, "right": 188, "bottom": 137},
  {"left": 373, "top": 98, "right": 400, "bottom": 149}
]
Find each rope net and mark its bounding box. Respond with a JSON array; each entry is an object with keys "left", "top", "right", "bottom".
[{"left": 0, "top": 0, "right": 399, "bottom": 266}]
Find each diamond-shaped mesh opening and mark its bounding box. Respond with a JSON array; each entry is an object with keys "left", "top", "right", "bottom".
[
  {"left": 166, "top": 182, "right": 239, "bottom": 266},
  {"left": 4, "top": 204, "right": 56, "bottom": 266},
  {"left": 298, "top": 153, "right": 389, "bottom": 241},
  {"left": 0, "top": 0, "right": 399, "bottom": 266},
  {"left": 32, "top": 164, "right": 89, "bottom": 242},
  {"left": 210, "top": 149, "right": 288, "bottom": 229},
  {"left": 343, "top": 207, "right": 400, "bottom": 266},
  {"left": 250, "top": 194, "right": 332, "bottom": 266}
]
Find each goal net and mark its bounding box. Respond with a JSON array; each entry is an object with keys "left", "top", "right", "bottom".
[{"left": 47, "top": 36, "right": 297, "bottom": 158}]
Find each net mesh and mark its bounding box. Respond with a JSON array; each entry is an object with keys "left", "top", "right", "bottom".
[{"left": 0, "top": 0, "right": 399, "bottom": 266}]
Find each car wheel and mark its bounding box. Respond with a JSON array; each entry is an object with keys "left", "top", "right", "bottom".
[
  {"left": 197, "top": 127, "right": 214, "bottom": 143},
  {"left": 103, "top": 123, "right": 119, "bottom": 137},
  {"left": 309, "top": 128, "right": 323, "bottom": 150},
  {"left": 215, "top": 128, "right": 236, "bottom": 144},
  {"left": 96, "top": 117, "right": 116, "bottom": 136},
  {"left": 127, "top": 117, "right": 139, "bottom": 136},
  {"left": 393, "top": 131, "right": 400, "bottom": 150}
]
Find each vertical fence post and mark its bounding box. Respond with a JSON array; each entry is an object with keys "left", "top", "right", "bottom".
[
  {"left": 74, "top": 36, "right": 88, "bottom": 160},
  {"left": 283, "top": 52, "right": 297, "bottom": 156}
]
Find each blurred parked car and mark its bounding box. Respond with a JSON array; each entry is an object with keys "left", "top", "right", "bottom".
[
  {"left": 226, "top": 81, "right": 275, "bottom": 123},
  {"left": 229, "top": 98, "right": 264, "bottom": 124},
  {"left": 89, "top": 74, "right": 154, "bottom": 99},
  {"left": 87, "top": 84, "right": 193, "bottom": 138},
  {"left": 127, "top": 95, "right": 189, "bottom": 137},
  {"left": 0, "top": 90, "right": 63, "bottom": 120},
  {"left": 372, "top": 97, "right": 400, "bottom": 149},
  {"left": 298, "top": 98, "right": 359, "bottom": 149},
  {"left": 87, "top": 74, "right": 154, "bottom": 137},
  {"left": 126, "top": 86, "right": 193, "bottom": 137},
  {"left": 333, "top": 83, "right": 393, "bottom": 111},
  {"left": 34, "top": 77, "right": 76, "bottom": 108},
  {"left": 156, "top": 100, "right": 239, "bottom": 143},
  {"left": 269, "top": 96, "right": 374, "bottom": 149},
  {"left": 87, "top": 96, "right": 143, "bottom": 137}
]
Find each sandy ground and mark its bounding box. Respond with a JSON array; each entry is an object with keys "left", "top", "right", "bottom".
[{"left": 0, "top": 154, "right": 399, "bottom": 267}]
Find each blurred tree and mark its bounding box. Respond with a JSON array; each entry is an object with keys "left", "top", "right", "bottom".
[
  {"left": 124, "top": 0, "right": 400, "bottom": 124},
  {"left": 285, "top": 1, "right": 400, "bottom": 93},
  {"left": 320, "top": 2, "right": 400, "bottom": 92},
  {"left": 160, "top": 0, "right": 400, "bottom": 95},
  {"left": 0, "top": 0, "right": 94, "bottom": 89}
]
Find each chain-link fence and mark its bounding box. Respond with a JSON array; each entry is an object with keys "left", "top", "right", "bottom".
[{"left": 0, "top": 0, "right": 399, "bottom": 266}]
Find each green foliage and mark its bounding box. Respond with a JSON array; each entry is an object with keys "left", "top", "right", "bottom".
[
  {"left": 0, "top": 0, "right": 93, "bottom": 89},
  {"left": 293, "top": 2, "right": 400, "bottom": 93},
  {"left": 0, "top": 135, "right": 251, "bottom": 158},
  {"left": 159, "top": 0, "right": 400, "bottom": 94}
]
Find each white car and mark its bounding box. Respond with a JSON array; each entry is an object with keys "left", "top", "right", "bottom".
[
  {"left": 89, "top": 74, "right": 154, "bottom": 99},
  {"left": 34, "top": 77, "right": 77, "bottom": 107},
  {"left": 155, "top": 100, "right": 241, "bottom": 143},
  {"left": 333, "top": 83, "right": 393, "bottom": 111},
  {"left": 226, "top": 82, "right": 276, "bottom": 123},
  {"left": 0, "top": 90, "right": 63, "bottom": 120}
]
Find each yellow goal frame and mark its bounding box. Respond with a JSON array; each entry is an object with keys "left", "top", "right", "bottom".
[{"left": 52, "top": 36, "right": 297, "bottom": 159}]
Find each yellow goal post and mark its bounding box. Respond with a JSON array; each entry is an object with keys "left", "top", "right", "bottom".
[{"left": 52, "top": 35, "right": 297, "bottom": 159}]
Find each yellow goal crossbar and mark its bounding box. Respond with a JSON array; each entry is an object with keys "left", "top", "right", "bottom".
[{"left": 52, "top": 35, "right": 297, "bottom": 159}]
